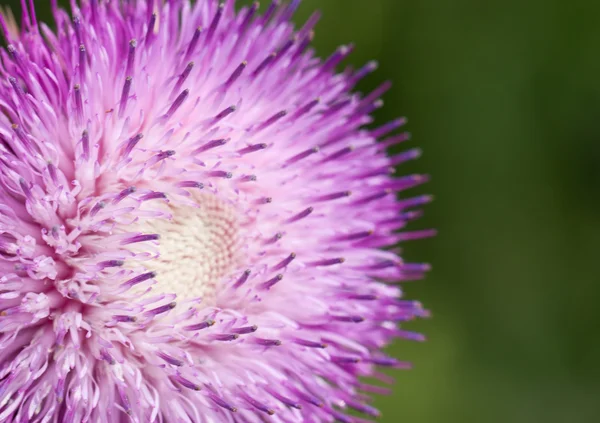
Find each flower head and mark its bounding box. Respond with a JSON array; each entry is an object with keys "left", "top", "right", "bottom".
[{"left": 0, "top": 1, "right": 433, "bottom": 421}]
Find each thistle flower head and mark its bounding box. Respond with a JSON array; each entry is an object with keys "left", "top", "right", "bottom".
[{"left": 0, "top": 1, "right": 433, "bottom": 421}]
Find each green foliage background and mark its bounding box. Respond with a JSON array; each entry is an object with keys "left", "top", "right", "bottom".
[{"left": 7, "top": 1, "right": 600, "bottom": 421}]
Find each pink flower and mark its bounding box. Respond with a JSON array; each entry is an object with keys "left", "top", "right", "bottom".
[{"left": 0, "top": 1, "right": 433, "bottom": 421}]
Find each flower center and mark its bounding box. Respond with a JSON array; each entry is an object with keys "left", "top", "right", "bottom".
[{"left": 141, "top": 193, "right": 240, "bottom": 301}]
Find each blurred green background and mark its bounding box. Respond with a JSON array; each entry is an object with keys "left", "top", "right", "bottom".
[{"left": 9, "top": 0, "right": 600, "bottom": 421}]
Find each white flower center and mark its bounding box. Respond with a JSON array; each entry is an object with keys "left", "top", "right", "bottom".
[{"left": 142, "top": 194, "right": 240, "bottom": 301}]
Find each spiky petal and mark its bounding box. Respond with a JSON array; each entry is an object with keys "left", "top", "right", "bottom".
[{"left": 0, "top": 1, "right": 432, "bottom": 422}]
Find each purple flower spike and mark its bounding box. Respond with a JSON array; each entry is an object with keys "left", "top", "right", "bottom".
[{"left": 0, "top": 1, "right": 433, "bottom": 422}]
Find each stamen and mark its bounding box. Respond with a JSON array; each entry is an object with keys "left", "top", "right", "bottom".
[
  {"left": 349, "top": 60, "right": 378, "bottom": 87},
  {"left": 122, "top": 133, "right": 144, "bottom": 157},
  {"left": 298, "top": 11, "right": 321, "bottom": 39},
  {"left": 320, "top": 99, "right": 351, "bottom": 119},
  {"left": 398, "top": 194, "right": 434, "bottom": 209},
  {"left": 184, "top": 319, "right": 215, "bottom": 331},
  {"left": 145, "top": 150, "right": 175, "bottom": 168},
  {"left": 334, "top": 230, "right": 373, "bottom": 242},
  {"left": 353, "top": 190, "right": 392, "bottom": 205},
  {"left": 272, "top": 253, "right": 295, "bottom": 271},
  {"left": 329, "top": 410, "right": 355, "bottom": 423},
  {"left": 321, "top": 129, "right": 352, "bottom": 149},
  {"left": 231, "top": 325, "right": 258, "bottom": 334},
  {"left": 157, "top": 351, "right": 184, "bottom": 367},
  {"left": 358, "top": 383, "right": 392, "bottom": 396},
  {"left": 252, "top": 52, "right": 276, "bottom": 77},
  {"left": 294, "top": 338, "right": 327, "bottom": 349},
  {"left": 379, "top": 132, "right": 412, "bottom": 149},
  {"left": 359, "top": 98, "right": 384, "bottom": 115},
  {"left": 19, "top": 178, "right": 31, "bottom": 200},
  {"left": 316, "top": 191, "right": 351, "bottom": 202},
  {"left": 90, "top": 0, "right": 98, "bottom": 24},
  {"left": 118, "top": 77, "right": 132, "bottom": 118},
  {"left": 73, "top": 17, "right": 82, "bottom": 44},
  {"left": 260, "top": 0, "right": 279, "bottom": 26},
  {"left": 47, "top": 163, "right": 58, "bottom": 184},
  {"left": 145, "top": 301, "right": 177, "bottom": 316},
  {"left": 229, "top": 2, "right": 259, "bottom": 58},
  {"left": 291, "top": 98, "right": 320, "bottom": 120},
  {"left": 264, "top": 232, "right": 283, "bottom": 245},
  {"left": 73, "top": 84, "right": 83, "bottom": 123},
  {"left": 346, "top": 399, "right": 381, "bottom": 417},
  {"left": 206, "top": 3, "right": 224, "bottom": 43},
  {"left": 308, "top": 257, "right": 345, "bottom": 267},
  {"left": 113, "top": 186, "right": 137, "bottom": 204},
  {"left": 292, "top": 31, "right": 313, "bottom": 60},
  {"left": 121, "top": 271, "right": 157, "bottom": 289},
  {"left": 145, "top": 13, "right": 157, "bottom": 45},
  {"left": 90, "top": 201, "right": 106, "bottom": 217},
  {"left": 177, "top": 181, "right": 204, "bottom": 189},
  {"left": 283, "top": 146, "right": 319, "bottom": 166},
  {"left": 213, "top": 105, "right": 236, "bottom": 122},
  {"left": 286, "top": 207, "right": 313, "bottom": 223},
  {"left": 237, "top": 143, "right": 267, "bottom": 155},
  {"left": 239, "top": 2, "right": 259, "bottom": 35},
  {"left": 322, "top": 45, "right": 352, "bottom": 73},
  {"left": 394, "top": 329, "right": 426, "bottom": 342},
  {"left": 279, "top": 0, "right": 301, "bottom": 23},
  {"left": 172, "top": 375, "right": 202, "bottom": 391},
  {"left": 100, "top": 349, "right": 116, "bottom": 365},
  {"left": 12, "top": 124, "right": 35, "bottom": 154},
  {"left": 254, "top": 110, "right": 287, "bottom": 133},
  {"left": 368, "top": 356, "right": 412, "bottom": 369},
  {"left": 79, "top": 44, "right": 86, "bottom": 81},
  {"left": 266, "top": 388, "right": 301, "bottom": 409},
  {"left": 254, "top": 338, "right": 282, "bottom": 347},
  {"left": 348, "top": 293, "right": 378, "bottom": 301},
  {"left": 193, "top": 138, "right": 228, "bottom": 154},
  {"left": 371, "top": 117, "right": 406, "bottom": 139},
  {"left": 206, "top": 170, "right": 232, "bottom": 179},
  {"left": 390, "top": 148, "right": 422, "bottom": 165},
  {"left": 113, "top": 315, "right": 137, "bottom": 323},
  {"left": 120, "top": 234, "right": 160, "bottom": 245},
  {"left": 97, "top": 260, "right": 125, "bottom": 269},
  {"left": 259, "top": 274, "right": 283, "bottom": 290},
  {"left": 207, "top": 392, "right": 237, "bottom": 412},
  {"left": 212, "top": 333, "right": 239, "bottom": 342},
  {"left": 332, "top": 314, "right": 364, "bottom": 323},
  {"left": 126, "top": 39, "right": 137, "bottom": 76},
  {"left": 233, "top": 269, "right": 251, "bottom": 288},
  {"left": 358, "top": 165, "right": 395, "bottom": 179},
  {"left": 368, "top": 260, "right": 396, "bottom": 270},
  {"left": 172, "top": 62, "right": 194, "bottom": 97},
  {"left": 240, "top": 174, "right": 257, "bottom": 182},
  {"left": 140, "top": 192, "right": 167, "bottom": 201},
  {"left": 7, "top": 45, "right": 21, "bottom": 67},
  {"left": 357, "top": 81, "right": 392, "bottom": 113},
  {"left": 254, "top": 197, "right": 272, "bottom": 205},
  {"left": 272, "top": 37, "right": 295, "bottom": 65},
  {"left": 321, "top": 146, "right": 354, "bottom": 163},
  {"left": 165, "top": 89, "right": 189, "bottom": 117},
  {"left": 224, "top": 61, "right": 247, "bottom": 88},
  {"left": 185, "top": 27, "right": 203, "bottom": 61},
  {"left": 80, "top": 130, "right": 90, "bottom": 160},
  {"left": 240, "top": 391, "right": 275, "bottom": 415},
  {"left": 400, "top": 263, "right": 432, "bottom": 273},
  {"left": 331, "top": 355, "right": 361, "bottom": 364},
  {"left": 293, "top": 389, "right": 323, "bottom": 407}
]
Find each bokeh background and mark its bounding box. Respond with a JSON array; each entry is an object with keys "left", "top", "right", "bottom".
[{"left": 7, "top": 0, "right": 600, "bottom": 422}]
